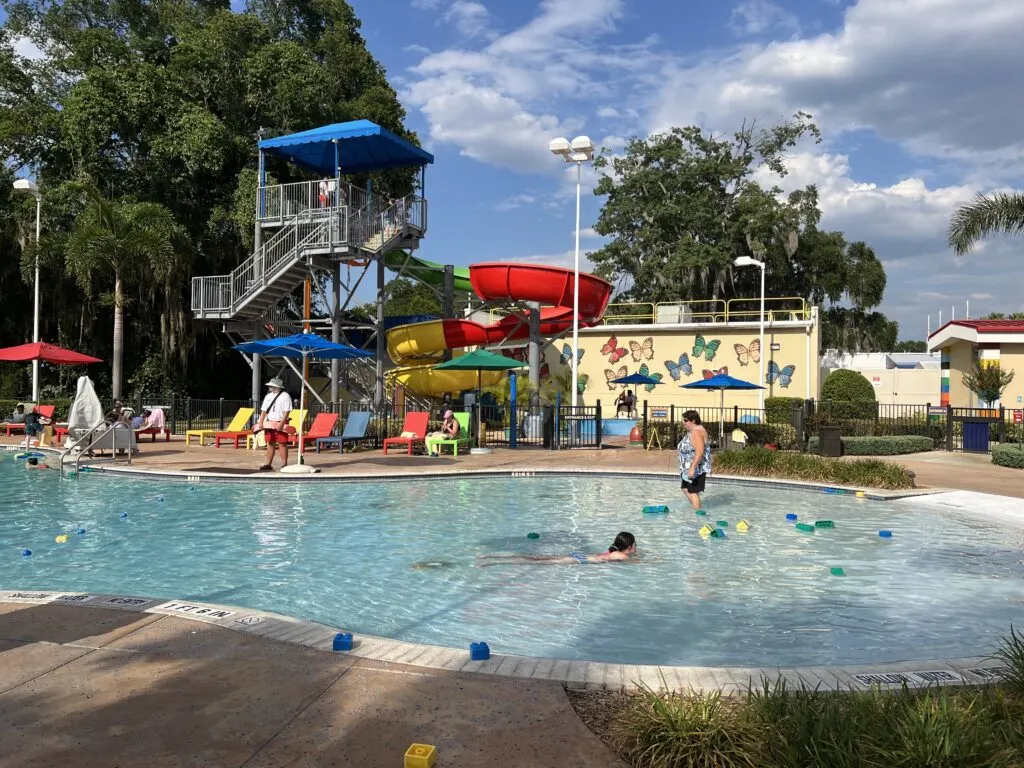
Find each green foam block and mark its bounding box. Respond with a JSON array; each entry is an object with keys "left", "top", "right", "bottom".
[
  {"left": 815, "top": 520, "right": 835, "bottom": 529},
  {"left": 794, "top": 522, "right": 816, "bottom": 533},
  {"left": 830, "top": 567, "right": 846, "bottom": 576}
]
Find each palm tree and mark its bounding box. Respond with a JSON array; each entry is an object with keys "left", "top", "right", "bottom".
[
  {"left": 948, "top": 192, "right": 1024, "bottom": 255},
  {"left": 65, "top": 183, "right": 181, "bottom": 399}
]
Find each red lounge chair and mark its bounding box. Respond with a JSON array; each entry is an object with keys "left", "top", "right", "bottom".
[
  {"left": 4, "top": 404, "right": 55, "bottom": 436},
  {"left": 136, "top": 427, "right": 172, "bottom": 441},
  {"left": 382, "top": 411, "right": 429, "bottom": 455},
  {"left": 289, "top": 412, "right": 338, "bottom": 450}
]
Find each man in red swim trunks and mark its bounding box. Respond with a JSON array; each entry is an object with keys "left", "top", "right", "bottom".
[{"left": 256, "top": 377, "right": 293, "bottom": 471}]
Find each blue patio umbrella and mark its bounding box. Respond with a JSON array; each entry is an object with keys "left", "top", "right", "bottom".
[
  {"left": 233, "top": 332, "right": 373, "bottom": 471},
  {"left": 681, "top": 373, "right": 765, "bottom": 443},
  {"left": 610, "top": 373, "right": 664, "bottom": 386}
]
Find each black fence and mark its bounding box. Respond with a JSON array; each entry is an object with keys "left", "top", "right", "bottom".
[
  {"left": 640, "top": 399, "right": 1024, "bottom": 453},
  {"left": 474, "top": 401, "right": 603, "bottom": 449}
]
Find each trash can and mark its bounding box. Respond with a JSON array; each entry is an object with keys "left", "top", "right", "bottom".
[
  {"left": 962, "top": 421, "right": 990, "bottom": 453},
  {"left": 818, "top": 426, "right": 842, "bottom": 457}
]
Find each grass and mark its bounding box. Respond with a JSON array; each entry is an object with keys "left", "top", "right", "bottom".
[
  {"left": 713, "top": 447, "right": 916, "bottom": 489},
  {"left": 605, "top": 627, "right": 1024, "bottom": 768}
]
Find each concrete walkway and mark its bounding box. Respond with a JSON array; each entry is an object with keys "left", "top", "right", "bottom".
[{"left": 0, "top": 602, "right": 623, "bottom": 768}]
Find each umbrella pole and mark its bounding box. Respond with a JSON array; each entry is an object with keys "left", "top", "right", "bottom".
[
  {"left": 719, "top": 388, "right": 725, "bottom": 450},
  {"left": 297, "top": 352, "right": 306, "bottom": 466}
]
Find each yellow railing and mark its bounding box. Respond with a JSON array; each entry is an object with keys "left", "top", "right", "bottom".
[{"left": 483, "top": 297, "right": 809, "bottom": 327}]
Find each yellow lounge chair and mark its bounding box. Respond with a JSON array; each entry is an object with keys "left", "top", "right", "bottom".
[
  {"left": 246, "top": 409, "right": 307, "bottom": 449},
  {"left": 186, "top": 407, "right": 254, "bottom": 447}
]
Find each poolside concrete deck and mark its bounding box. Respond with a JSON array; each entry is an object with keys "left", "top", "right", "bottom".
[
  {"left": 5, "top": 433, "right": 1022, "bottom": 499},
  {"left": 0, "top": 602, "right": 624, "bottom": 768}
]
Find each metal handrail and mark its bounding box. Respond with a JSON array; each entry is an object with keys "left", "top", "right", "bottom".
[{"left": 58, "top": 420, "right": 133, "bottom": 476}]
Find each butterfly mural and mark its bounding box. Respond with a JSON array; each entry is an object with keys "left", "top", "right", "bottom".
[
  {"left": 703, "top": 366, "right": 729, "bottom": 380},
  {"left": 600, "top": 335, "right": 628, "bottom": 364},
  {"left": 637, "top": 363, "right": 663, "bottom": 392},
  {"left": 629, "top": 336, "right": 654, "bottom": 362},
  {"left": 577, "top": 373, "right": 589, "bottom": 395},
  {"left": 767, "top": 361, "right": 796, "bottom": 388},
  {"left": 663, "top": 353, "right": 693, "bottom": 381},
  {"left": 604, "top": 366, "right": 628, "bottom": 390},
  {"left": 733, "top": 339, "right": 761, "bottom": 366},
  {"left": 560, "top": 343, "right": 584, "bottom": 367},
  {"left": 692, "top": 334, "right": 721, "bottom": 361}
]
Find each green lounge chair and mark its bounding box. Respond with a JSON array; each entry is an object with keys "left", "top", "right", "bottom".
[{"left": 428, "top": 412, "right": 473, "bottom": 456}]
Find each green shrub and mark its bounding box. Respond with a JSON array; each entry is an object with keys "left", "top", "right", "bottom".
[
  {"left": 613, "top": 627, "right": 1024, "bottom": 768},
  {"left": 806, "top": 435, "right": 933, "bottom": 456},
  {"left": 642, "top": 421, "right": 799, "bottom": 450},
  {"left": 822, "top": 369, "right": 877, "bottom": 402},
  {"left": 765, "top": 396, "right": 802, "bottom": 424},
  {"left": 814, "top": 399, "right": 879, "bottom": 421},
  {"left": 713, "top": 447, "right": 915, "bottom": 489},
  {"left": 992, "top": 443, "right": 1024, "bottom": 469}
]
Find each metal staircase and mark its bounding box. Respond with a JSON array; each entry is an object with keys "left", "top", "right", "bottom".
[{"left": 191, "top": 183, "right": 427, "bottom": 322}]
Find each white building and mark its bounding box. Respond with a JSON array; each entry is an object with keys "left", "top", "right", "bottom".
[{"left": 820, "top": 350, "right": 940, "bottom": 404}]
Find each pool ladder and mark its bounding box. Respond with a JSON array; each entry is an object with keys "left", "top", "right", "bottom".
[{"left": 58, "top": 421, "right": 135, "bottom": 477}]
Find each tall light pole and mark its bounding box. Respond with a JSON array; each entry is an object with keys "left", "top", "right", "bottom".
[
  {"left": 549, "top": 135, "right": 595, "bottom": 407},
  {"left": 734, "top": 253, "right": 766, "bottom": 411},
  {"left": 13, "top": 178, "right": 41, "bottom": 403}
]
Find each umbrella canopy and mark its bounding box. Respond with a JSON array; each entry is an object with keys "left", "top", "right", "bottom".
[
  {"left": 433, "top": 349, "right": 528, "bottom": 371},
  {"left": 610, "top": 373, "right": 664, "bottom": 386},
  {"left": 232, "top": 332, "right": 373, "bottom": 472},
  {"left": 680, "top": 373, "right": 764, "bottom": 391},
  {"left": 233, "top": 332, "right": 374, "bottom": 360},
  {"left": 681, "top": 373, "right": 765, "bottom": 446},
  {"left": 0, "top": 341, "right": 103, "bottom": 365}
]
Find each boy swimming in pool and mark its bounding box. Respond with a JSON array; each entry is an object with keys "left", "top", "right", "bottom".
[{"left": 476, "top": 532, "right": 637, "bottom": 566}]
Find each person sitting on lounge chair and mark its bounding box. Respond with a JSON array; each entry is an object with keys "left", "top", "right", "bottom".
[
  {"left": 426, "top": 410, "right": 460, "bottom": 456},
  {"left": 10, "top": 404, "right": 26, "bottom": 424}
]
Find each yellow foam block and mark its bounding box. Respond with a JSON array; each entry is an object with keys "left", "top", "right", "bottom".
[
  {"left": 735, "top": 520, "right": 750, "bottom": 533},
  {"left": 855, "top": 491, "right": 866, "bottom": 498},
  {"left": 698, "top": 524, "right": 714, "bottom": 538},
  {"left": 404, "top": 743, "right": 437, "bottom": 768},
  {"left": 55, "top": 534, "right": 68, "bottom": 544}
]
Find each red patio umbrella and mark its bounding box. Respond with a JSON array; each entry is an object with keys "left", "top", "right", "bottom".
[{"left": 0, "top": 341, "right": 103, "bottom": 365}]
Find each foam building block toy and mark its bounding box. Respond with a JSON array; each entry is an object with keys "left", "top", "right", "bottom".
[
  {"left": 332, "top": 632, "right": 353, "bottom": 651},
  {"left": 735, "top": 520, "right": 750, "bottom": 532},
  {"left": 698, "top": 524, "right": 714, "bottom": 537},
  {"left": 470, "top": 641, "right": 490, "bottom": 660},
  {"left": 794, "top": 522, "right": 816, "bottom": 533},
  {"left": 815, "top": 520, "right": 835, "bottom": 529},
  {"left": 642, "top": 504, "right": 670, "bottom": 514},
  {"left": 404, "top": 743, "right": 437, "bottom": 768}
]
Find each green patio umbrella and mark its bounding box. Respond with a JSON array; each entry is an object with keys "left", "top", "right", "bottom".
[{"left": 433, "top": 349, "right": 527, "bottom": 445}]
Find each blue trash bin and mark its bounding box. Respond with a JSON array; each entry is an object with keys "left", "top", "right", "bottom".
[{"left": 963, "top": 421, "right": 990, "bottom": 452}]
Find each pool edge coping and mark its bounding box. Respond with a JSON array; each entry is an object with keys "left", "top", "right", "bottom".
[{"left": 0, "top": 591, "right": 1008, "bottom": 694}]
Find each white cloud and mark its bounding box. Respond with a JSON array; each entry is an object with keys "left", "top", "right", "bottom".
[
  {"left": 444, "top": 1, "right": 492, "bottom": 39},
  {"left": 729, "top": 0, "right": 801, "bottom": 36},
  {"left": 495, "top": 193, "right": 538, "bottom": 211},
  {"left": 597, "top": 106, "right": 620, "bottom": 118},
  {"left": 652, "top": 0, "right": 1024, "bottom": 175}
]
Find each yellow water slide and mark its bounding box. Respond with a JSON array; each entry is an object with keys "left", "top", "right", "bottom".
[{"left": 386, "top": 321, "right": 503, "bottom": 396}]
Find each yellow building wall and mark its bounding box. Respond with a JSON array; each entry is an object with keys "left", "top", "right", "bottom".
[
  {"left": 944, "top": 341, "right": 976, "bottom": 407},
  {"left": 542, "top": 323, "right": 819, "bottom": 416},
  {"left": 999, "top": 343, "right": 1024, "bottom": 409}
]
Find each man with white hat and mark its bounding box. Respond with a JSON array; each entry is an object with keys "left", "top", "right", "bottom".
[{"left": 255, "top": 377, "right": 294, "bottom": 471}]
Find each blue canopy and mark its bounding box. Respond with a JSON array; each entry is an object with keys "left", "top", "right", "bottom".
[
  {"left": 259, "top": 120, "right": 434, "bottom": 175},
  {"left": 233, "top": 332, "right": 374, "bottom": 360},
  {"left": 681, "top": 373, "right": 764, "bottom": 391},
  {"left": 611, "top": 373, "right": 664, "bottom": 386}
]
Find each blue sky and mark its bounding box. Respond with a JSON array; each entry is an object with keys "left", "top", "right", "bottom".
[
  {"left": 344, "top": 0, "right": 1024, "bottom": 339},
  {"left": 12, "top": 0, "right": 1024, "bottom": 339}
]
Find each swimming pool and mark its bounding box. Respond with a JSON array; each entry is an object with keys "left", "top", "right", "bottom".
[{"left": 2, "top": 456, "right": 1021, "bottom": 666}]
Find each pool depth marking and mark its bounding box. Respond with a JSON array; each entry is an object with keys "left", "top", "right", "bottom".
[{"left": 0, "top": 591, "right": 1006, "bottom": 694}]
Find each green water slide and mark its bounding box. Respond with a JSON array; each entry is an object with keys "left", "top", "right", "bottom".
[{"left": 383, "top": 250, "right": 473, "bottom": 293}]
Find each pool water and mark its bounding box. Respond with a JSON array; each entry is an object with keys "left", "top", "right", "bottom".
[{"left": 1, "top": 456, "right": 1021, "bottom": 666}]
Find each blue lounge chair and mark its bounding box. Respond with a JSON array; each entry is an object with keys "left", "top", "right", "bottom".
[{"left": 315, "top": 411, "right": 372, "bottom": 454}]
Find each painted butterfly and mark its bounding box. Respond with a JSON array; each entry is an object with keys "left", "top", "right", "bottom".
[
  {"left": 703, "top": 366, "right": 728, "bottom": 379},
  {"left": 664, "top": 353, "right": 693, "bottom": 381},
  {"left": 577, "top": 373, "right": 589, "bottom": 394},
  {"left": 637, "top": 363, "right": 663, "bottom": 392},
  {"left": 767, "top": 361, "right": 796, "bottom": 388},
  {"left": 693, "top": 334, "right": 721, "bottom": 361},
  {"left": 604, "top": 366, "right": 628, "bottom": 390},
  {"left": 600, "top": 335, "right": 628, "bottom": 363},
  {"left": 733, "top": 339, "right": 761, "bottom": 366},
  {"left": 629, "top": 336, "right": 654, "bottom": 362},
  {"left": 560, "top": 343, "right": 584, "bottom": 366}
]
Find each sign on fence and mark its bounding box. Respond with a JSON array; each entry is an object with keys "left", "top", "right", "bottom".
[
  {"left": 928, "top": 406, "right": 946, "bottom": 417},
  {"left": 1014, "top": 410, "right": 1023, "bottom": 425},
  {"left": 651, "top": 408, "right": 668, "bottom": 419}
]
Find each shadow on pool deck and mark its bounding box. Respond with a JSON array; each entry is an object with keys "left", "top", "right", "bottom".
[{"left": 0, "top": 603, "right": 624, "bottom": 768}]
